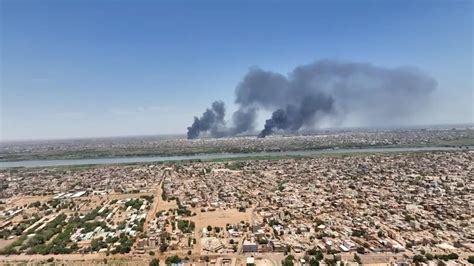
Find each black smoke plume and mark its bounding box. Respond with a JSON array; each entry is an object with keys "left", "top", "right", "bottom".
[
  {"left": 186, "top": 60, "right": 436, "bottom": 139},
  {"left": 187, "top": 101, "right": 226, "bottom": 139}
]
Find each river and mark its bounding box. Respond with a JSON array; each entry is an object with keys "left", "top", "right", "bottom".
[{"left": 0, "top": 146, "right": 468, "bottom": 169}]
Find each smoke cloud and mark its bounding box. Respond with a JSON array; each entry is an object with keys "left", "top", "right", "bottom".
[
  {"left": 187, "top": 60, "right": 436, "bottom": 139},
  {"left": 187, "top": 101, "right": 227, "bottom": 139}
]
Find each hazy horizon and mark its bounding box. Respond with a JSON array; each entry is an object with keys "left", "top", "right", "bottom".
[
  {"left": 1, "top": 0, "right": 473, "bottom": 140},
  {"left": 1, "top": 122, "right": 473, "bottom": 143}
]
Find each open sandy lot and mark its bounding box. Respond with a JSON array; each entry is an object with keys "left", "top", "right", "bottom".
[
  {"left": 189, "top": 208, "right": 252, "bottom": 229},
  {"left": 2, "top": 195, "right": 52, "bottom": 209}
]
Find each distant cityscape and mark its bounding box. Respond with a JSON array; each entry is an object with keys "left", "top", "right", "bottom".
[{"left": 0, "top": 127, "right": 472, "bottom": 265}]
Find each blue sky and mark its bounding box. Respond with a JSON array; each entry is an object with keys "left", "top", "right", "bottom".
[{"left": 1, "top": 0, "right": 472, "bottom": 140}]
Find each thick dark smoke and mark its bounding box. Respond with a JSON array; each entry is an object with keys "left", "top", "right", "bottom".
[
  {"left": 230, "top": 108, "right": 257, "bottom": 135},
  {"left": 187, "top": 101, "right": 226, "bottom": 139},
  {"left": 186, "top": 60, "right": 436, "bottom": 139},
  {"left": 258, "top": 94, "right": 334, "bottom": 137}
]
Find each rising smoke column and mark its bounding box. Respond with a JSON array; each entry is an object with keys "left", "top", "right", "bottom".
[
  {"left": 258, "top": 94, "right": 334, "bottom": 137},
  {"left": 187, "top": 101, "right": 227, "bottom": 139},
  {"left": 186, "top": 60, "right": 437, "bottom": 139}
]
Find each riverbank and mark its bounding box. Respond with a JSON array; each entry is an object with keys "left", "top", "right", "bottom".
[{"left": 0, "top": 145, "right": 470, "bottom": 169}]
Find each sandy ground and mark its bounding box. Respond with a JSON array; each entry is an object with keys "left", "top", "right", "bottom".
[
  {"left": 144, "top": 179, "right": 164, "bottom": 232},
  {"left": 255, "top": 258, "right": 274, "bottom": 266},
  {"left": 187, "top": 208, "right": 252, "bottom": 254},
  {"left": 0, "top": 253, "right": 153, "bottom": 265},
  {"left": 0, "top": 238, "right": 16, "bottom": 250},
  {"left": 0, "top": 252, "right": 261, "bottom": 265},
  {"left": 340, "top": 251, "right": 407, "bottom": 264},
  {"left": 2, "top": 195, "right": 52, "bottom": 209},
  {"left": 156, "top": 196, "right": 178, "bottom": 213},
  {"left": 189, "top": 208, "right": 252, "bottom": 229},
  {"left": 87, "top": 192, "right": 154, "bottom": 203}
]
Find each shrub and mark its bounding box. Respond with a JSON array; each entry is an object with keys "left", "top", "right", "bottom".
[{"left": 149, "top": 258, "right": 160, "bottom": 266}]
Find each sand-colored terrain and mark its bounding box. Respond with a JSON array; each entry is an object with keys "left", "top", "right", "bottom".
[
  {"left": 0, "top": 238, "right": 15, "bottom": 250},
  {"left": 188, "top": 208, "right": 252, "bottom": 229},
  {"left": 2, "top": 195, "right": 52, "bottom": 209}
]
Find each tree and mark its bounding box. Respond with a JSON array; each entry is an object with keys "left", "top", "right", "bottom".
[
  {"left": 352, "top": 229, "right": 367, "bottom": 237},
  {"left": 282, "top": 255, "right": 295, "bottom": 266},
  {"left": 356, "top": 247, "right": 365, "bottom": 254},
  {"left": 309, "top": 257, "right": 319, "bottom": 266},
  {"left": 149, "top": 258, "right": 160, "bottom": 266},
  {"left": 354, "top": 253, "right": 362, "bottom": 264},
  {"left": 324, "top": 258, "right": 337, "bottom": 266},
  {"left": 413, "top": 255, "right": 426, "bottom": 264},
  {"left": 435, "top": 253, "right": 459, "bottom": 261},
  {"left": 315, "top": 250, "right": 324, "bottom": 261},
  {"left": 467, "top": 256, "right": 474, "bottom": 264},
  {"left": 160, "top": 243, "right": 168, "bottom": 252},
  {"left": 447, "top": 253, "right": 458, "bottom": 260},
  {"left": 307, "top": 248, "right": 323, "bottom": 261},
  {"left": 165, "top": 255, "right": 181, "bottom": 265}
]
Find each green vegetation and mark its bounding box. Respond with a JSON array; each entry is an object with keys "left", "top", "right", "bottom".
[
  {"left": 354, "top": 253, "right": 362, "bottom": 264},
  {"left": 165, "top": 255, "right": 181, "bottom": 265},
  {"left": 140, "top": 195, "right": 154, "bottom": 202},
  {"left": 467, "top": 256, "right": 474, "bottom": 264},
  {"left": 150, "top": 258, "right": 160, "bottom": 266},
  {"left": 81, "top": 221, "right": 108, "bottom": 234},
  {"left": 177, "top": 220, "right": 195, "bottom": 233},
  {"left": 356, "top": 247, "right": 365, "bottom": 254},
  {"left": 125, "top": 199, "right": 144, "bottom": 210},
  {"left": 3, "top": 129, "right": 472, "bottom": 163},
  {"left": 7, "top": 214, "right": 68, "bottom": 255},
  {"left": 282, "top": 255, "right": 295, "bottom": 266},
  {"left": 0, "top": 235, "right": 27, "bottom": 255},
  {"left": 434, "top": 253, "right": 459, "bottom": 261},
  {"left": 307, "top": 248, "right": 324, "bottom": 261},
  {"left": 175, "top": 205, "right": 192, "bottom": 217},
  {"left": 413, "top": 253, "right": 460, "bottom": 264},
  {"left": 90, "top": 237, "right": 108, "bottom": 252},
  {"left": 351, "top": 229, "right": 367, "bottom": 237},
  {"left": 135, "top": 218, "right": 145, "bottom": 232},
  {"left": 111, "top": 233, "right": 134, "bottom": 254},
  {"left": 0, "top": 202, "right": 139, "bottom": 255},
  {"left": 413, "top": 255, "right": 426, "bottom": 264},
  {"left": 0, "top": 215, "right": 40, "bottom": 238}
]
